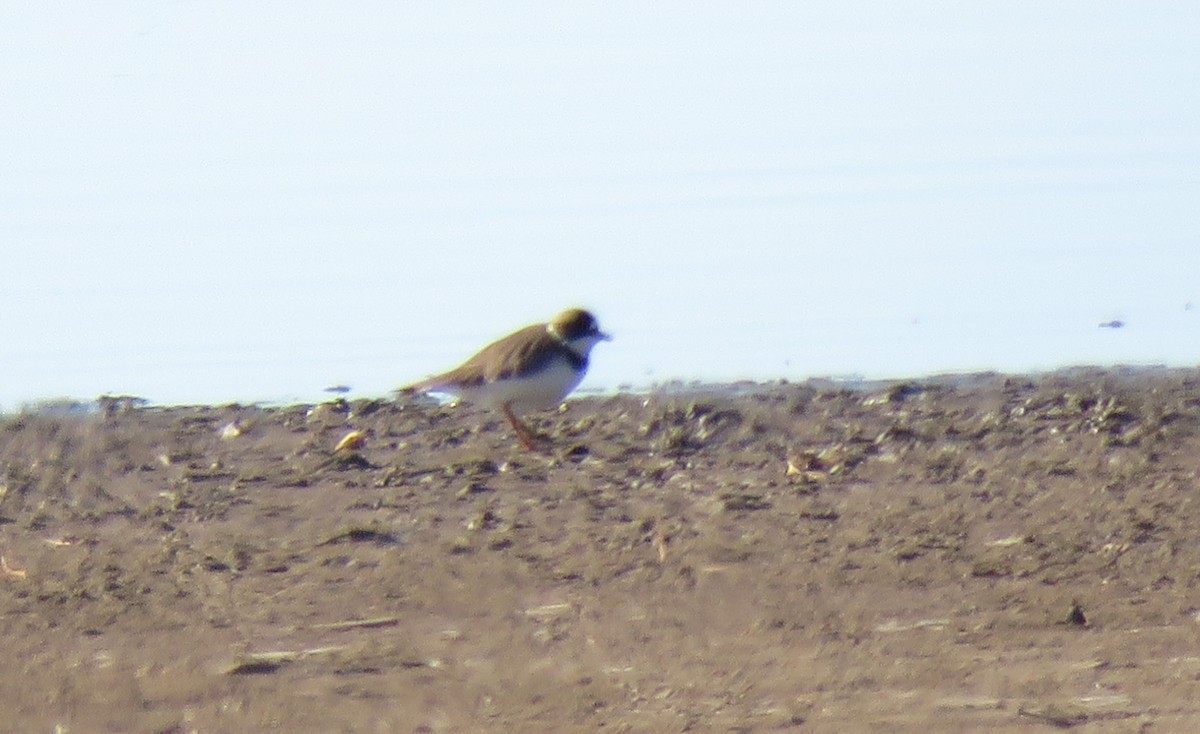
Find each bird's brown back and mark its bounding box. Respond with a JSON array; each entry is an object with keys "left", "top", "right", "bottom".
[{"left": 408, "top": 322, "right": 584, "bottom": 392}]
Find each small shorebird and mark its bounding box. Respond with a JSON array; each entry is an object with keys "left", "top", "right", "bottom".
[{"left": 403, "top": 308, "right": 611, "bottom": 450}]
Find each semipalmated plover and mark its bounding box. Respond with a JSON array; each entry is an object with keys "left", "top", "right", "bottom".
[{"left": 404, "top": 308, "right": 611, "bottom": 449}]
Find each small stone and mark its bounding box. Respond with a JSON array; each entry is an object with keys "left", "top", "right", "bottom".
[{"left": 1063, "top": 600, "right": 1088, "bottom": 627}]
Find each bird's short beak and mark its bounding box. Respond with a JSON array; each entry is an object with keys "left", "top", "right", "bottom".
[{"left": 599, "top": 331, "right": 613, "bottom": 341}]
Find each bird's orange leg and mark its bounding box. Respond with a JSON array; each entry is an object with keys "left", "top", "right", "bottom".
[{"left": 502, "top": 403, "right": 546, "bottom": 451}]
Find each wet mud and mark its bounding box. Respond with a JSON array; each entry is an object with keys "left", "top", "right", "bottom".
[{"left": 3, "top": 367, "right": 1200, "bottom": 732}]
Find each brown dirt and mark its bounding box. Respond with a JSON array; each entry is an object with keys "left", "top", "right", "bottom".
[{"left": 3, "top": 368, "right": 1200, "bottom": 733}]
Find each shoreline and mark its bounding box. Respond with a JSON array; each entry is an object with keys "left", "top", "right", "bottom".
[{"left": 7, "top": 362, "right": 1195, "bottom": 415}]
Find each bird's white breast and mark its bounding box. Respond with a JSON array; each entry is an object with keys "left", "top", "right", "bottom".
[{"left": 460, "top": 357, "right": 585, "bottom": 412}]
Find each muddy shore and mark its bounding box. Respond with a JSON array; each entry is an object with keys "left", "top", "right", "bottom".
[{"left": 3, "top": 367, "right": 1200, "bottom": 732}]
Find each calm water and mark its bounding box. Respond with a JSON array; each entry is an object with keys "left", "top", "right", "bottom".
[{"left": 3, "top": 3, "right": 1198, "bottom": 408}]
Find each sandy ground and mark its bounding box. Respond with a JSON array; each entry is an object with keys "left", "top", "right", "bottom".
[{"left": 3, "top": 367, "right": 1200, "bottom": 733}]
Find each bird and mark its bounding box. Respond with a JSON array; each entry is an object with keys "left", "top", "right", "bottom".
[{"left": 403, "top": 308, "right": 611, "bottom": 450}]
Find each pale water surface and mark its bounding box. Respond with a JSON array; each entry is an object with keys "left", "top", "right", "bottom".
[{"left": 3, "top": 3, "right": 1198, "bottom": 407}]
